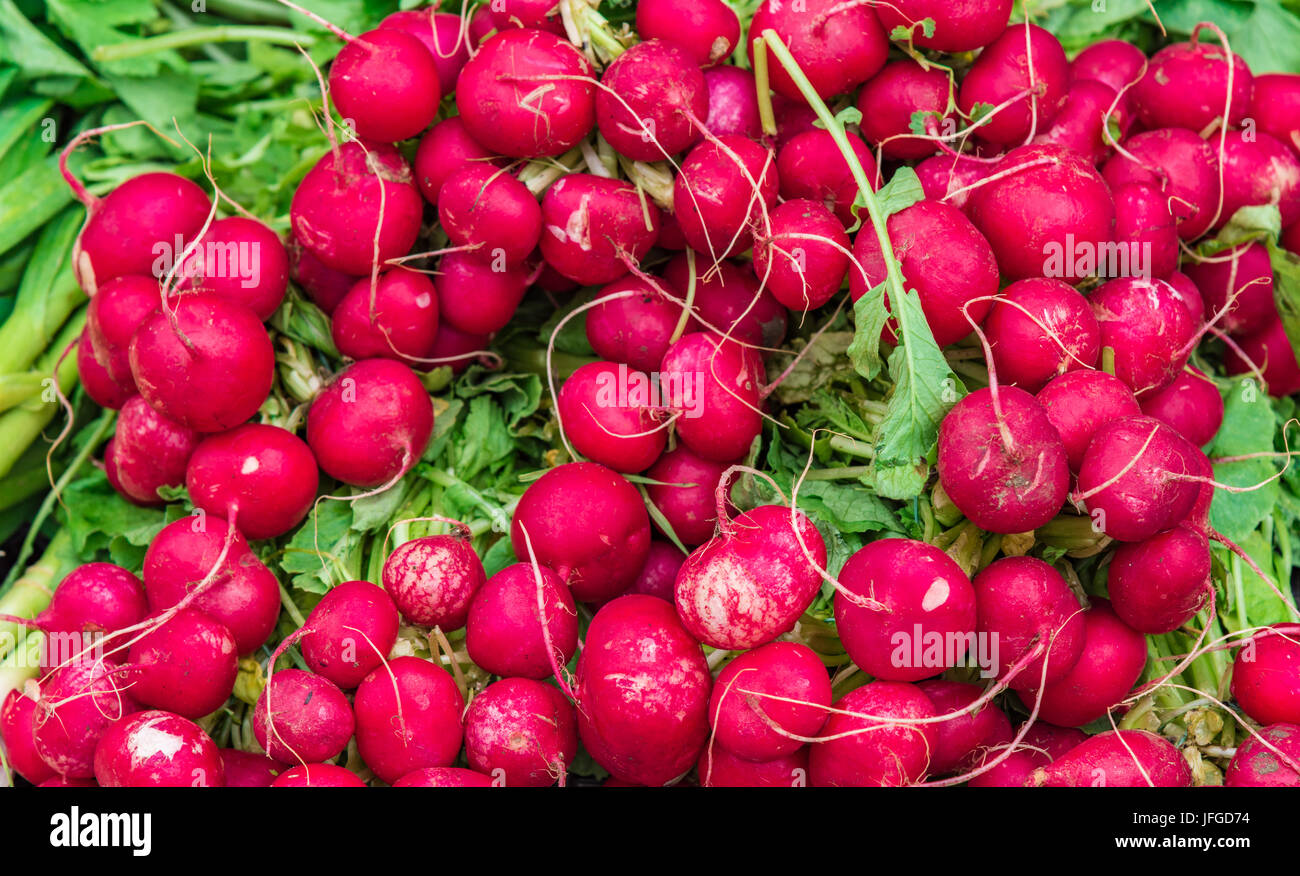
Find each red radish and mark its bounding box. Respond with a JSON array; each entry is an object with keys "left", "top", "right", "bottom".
[
  {"left": 662, "top": 256, "right": 788, "bottom": 348},
  {"left": 176, "top": 216, "right": 289, "bottom": 320},
  {"left": 776, "top": 129, "right": 877, "bottom": 226},
  {"left": 1138, "top": 366, "right": 1224, "bottom": 447},
  {"left": 490, "top": 0, "right": 565, "bottom": 34},
  {"left": 1037, "top": 369, "right": 1141, "bottom": 472},
  {"left": 393, "top": 767, "right": 495, "bottom": 787},
  {"left": 1102, "top": 128, "right": 1222, "bottom": 241},
  {"left": 575, "top": 595, "right": 712, "bottom": 786},
  {"left": 142, "top": 515, "right": 281, "bottom": 655},
  {"left": 129, "top": 294, "right": 274, "bottom": 433},
  {"left": 85, "top": 274, "right": 159, "bottom": 401},
  {"left": 936, "top": 386, "right": 1070, "bottom": 534},
  {"left": 752, "top": 198, "right": 848, "bottom": 312},
  {"left": 856, "top": 60, "right": 954, "bottom": 161},
  {"left": 657, "top": 210, "right": 689, "bottom": 251},
  {"left": 1232, "top": 626, "right": 1300, "bottom": 725},
  {"left": 558, "top": 360, "right": 668, "bottom": 473},
  {"left": 1, "top": 562, "right": 147, "bottom": 674},
  {"left": 331, "top": 268, "right": 440, "bottom": 366},
  {"left": 972, "top": 556, "right": 1086, "bottom": 690},
  {"left": 698, "top": 745, "right": 808, "bottom": 787},
  {"left": 465, "top": 562, "right": 578, "bottom": 680},
  {"left": 967, "top": 144, "right": 1115, "bottom": 283},
  {"left": 464, "top": 678, "right": 577, "bottom": 787},
  {"left": 540, "top": 174, "right": 661, "bottom": 285},
  {"left": 288, "top": 242, "right": 356, "bottom": 316},
  {"left": 79, "top": 334, "right": 134, "bottom": 409},
  {"left": 1217, "top": 131, "right": 1300, "bottom": 228},
  {"left": 747, "top": 0, "right": 887, "bottom": 101},
  {"left": 852, "top": 199, "right": 1000, "bottom": 346},
  {"left": 1070, "top": 39, "right": 1146, "bottom": 100},
  {"left": 660, "top": 332, "right": 763, "bottom": 463},
  {"left": 771, "top": 93, "right": 819, "bottom": 146},
  {"left": 456, "top": 29, "right": 596, "bottom": 159},
  {"left": 383, "top": 529, "right": 485, "bottom": 630},
  {"left": 73, "top": 172, "right": 211, "bottom": 294},
  {"left": 33, "top": 659, "right": 138, "bottom": 778},
  {"left": 1185, "top": 242, "right": 1275, "bottom": 337},
  {"left": 1169, "top": 270, "right": 1207, "bottom": 324},
  {"left": 39, "top": 776, "right": 98, "bottom": 787},
  {"left": 429, "top": 323, "right": 490, "bottom": 375},
  {"left": 125, "top": 609, "right": 238, "bottom": 719},
  {"left": 354, "top": 656, "right": 464, "bottom": 784},
  {"left": 1076, "top": 416, "right": 1201, "bottom": 542},
  {"left": 94, "top": 710, "right": 223, "bottom": 787},
  {"left": 914, "top": 153, "right": 989, "bottom": 210},
  {"left": 329, "top": 28, "right": 440, "bottom": 143},
  {"left": 378, "top": 10, "right": 471, "bottom": 96},
  {"left": 284, "top": 580, "right": 400, "bottom": 690},
  {"left": 917, "top": 680, "right": 1013, "bottom": 776},
  {"left": 1091, "top": 276, "right": 1197, "bottom": 395},
  {"left": 105, "top": 396, "right": 200, "bottom": 507},
  {"left": 596, "top": 40, "right": 708, "bottom": 161},
  {"left": 1031, "top": 79, "right": 1130, "bottom": 165},
  {"left": 1032, "top": 729, "right": 1192, "bottom": 787},
  {"left": 1016, "top": 599, "right": 1147, "bottom": 727},
  {"left": 220, "top": 749, "right": 285, "bottom": 787},
  {"left": 306, "top": 358, "right": 435, "bottom": 487},
  {"left": 1108, "top": 524, "right": 1211, "bottom": 634},
  {"left": 290, "top": 141, "right": 423, "bottom": 276},
  {"left": 413, "top": 117, "right": 499, "bottom": 206},
  {"left": 629, "top": 541, "right": 686, "bottom": 601},
  {"left": 271, "top": 763, "right": 366, "bottom": 787},
  {"left": 1183, "top": 445, "right": 1217, "bottom": 535},
  {"left": 1225, "top": 723, "right": 1300, "bottom": 787},
  {"left": 468, "top": 5, "right": 494, "bottom": 43},
  {"left": 968, "top": 722, "right": 1089, "bottom": 788},
  {"left": 644, "top": 445, "right": 733, "bottom": 547},
  {"left": 438, "top": 163, "right": 542, "bottom": 266},
  {"left": 708, "top": 641, "right": 830, "bottom": 761},
  {"left": 254, "top": 669, "right": 354, "bottom": 763},
  {"left": 637, "top": 0, "right": 739, "bottom": 68},
  {"left": 510, "top": 462, "right": 651, "bottom": 603},
  {"left": 185, "top": 423, "right": 319, "bottom": 540},
  {"left": 1225, "top": 317, "right": 1300, "bottom": 397},
  {"left": 436, "top": 250, "right": 528, "bottom": 336},
  {"left": 674, "top": 135, "right": 778, "bottom": 259},
  {"left": 1132, "top": 38, "right": 1252, "bottom": 132},
  {"left": 0, "top": 690, "right": 57, "bottom": 785},
  {"left": 834, "top": 538, "right": 977, "bottom": 682},
  {"left": 675, "top": 504, "right": 826, "bottom": 650},
  {"left": 703, "top": 67, "right": 761, "bottom": 139},
  {"left": 1251, "top": 74, "right": 1300, "bottom": 155},
  {"left": 876, "top": 0, "right": 1014, "bottom": 52},
  {"left": 1111, "top": 182, "right": 1180, "bottom": 281},
  {"left": 958, "top": 24, "right": 1069, "bottom": 147},
  {"left": 984, "top": 278, "right": 1100, "bottom": 392},
  {"left": 1284, "top": 220, "right": 1300, "bottom": 255},
  {"left": 585, "top": 275, "right": 691, "bottom": 373},
  {"left": 809, "top": 681, "right": 937, "bottom": 787}
]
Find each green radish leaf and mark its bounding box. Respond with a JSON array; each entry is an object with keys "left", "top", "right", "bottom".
[
  {"left": 908, "top": 110, "right": 942, "bottom": 137},
  {"left": 282, "top": 499, "right": 364, "bottom": 594},
  {"left": 847, "top": 283, "right": 889, "bottom": 381},
  {"left": 889, "top": 17, "right": 936, "bottom": 41},
  {"left": 1201, "top": 204, "right": 1283, "bottom": 256},
  {"left": 873, "top": 166, "right": 926, "bottom": 219},
  {"left": 1269, "top": 242, "right": 1300, "bottom": 361},
  {"left": 870, "top": 289, "right": 963, "bottom": 500},
  {"left": 0, "top": 0, "right": 95, "bottom": 81},
  {"left": 1209, "top": 384, "right": 1281, "bottom": 543}
]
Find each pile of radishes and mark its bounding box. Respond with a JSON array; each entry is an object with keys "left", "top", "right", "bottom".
[{"left": 2, "top": 0, "right": 1300, "bottom": 788}]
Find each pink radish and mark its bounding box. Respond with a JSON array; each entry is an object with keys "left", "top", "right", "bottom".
[
  {"left": 378, "top": 10, "right": 471, "bottom": 96},
  {"left": 1232, "top": 626, "right": 1300, "bottom": 725},
  {"left": 510, "top": 462, "right": 651, "bottom": 603},
  {"left": 747, "top": 0, "right": 887, "bottom": 101},
  {"left": 1225, "top": 723, "right": 1300, "bottom": 787},
  {"left": 465, "top": 562, "right": 578, "bottom": 680},
  {"left": 429, "top": 322, "right": 491, "bottom": 375},
  {"left": 1138, "top": 366, "right": 1224, "bottom": 447},
  {"left": 1184, "top": 242, "right": 1276, "bottom": 337},
  {"left": 1102, "top": 128, "right": 1222, "bottom": 241},
  {"left": 876, "top": 0, "right": 1014, "bottom": 52},
  {"left": 413, "top": 116, "right": 499, "bottom": 206},
  {"left": 703, "top": 67, "right": 761, "bottom": 139},
  {"left": 557, "top": 360, "right": 668, "bottom": 473},
  {"left": 1108, "top": 524, "right": 1211, "bottom": 634},
  {"left": 914, "top": 153, "right": 989, "bottom": 210},
  {"left": 659, "top": 331, "right": 763, "bottom": 463},
  {"left": 330, "top": 268, "right": 440, "bottom": 366},
  {"left": 662, "top": 256, "right": 788, "bottom": 348},
  {"left": 636, "top": 0, "right": 739, "bottom": 68},
  {"left": 540, "top": 174, "right": 661, "bottom": 285},
  {"left": 1225, "top": 317, "right": 1300, "bottom": 397},
  {"left": 1111, "top": 181, "right": 1180, "bottom": 280},
  {"left": 629, "top": 541, "right": 686, "bottom": 601},
  {"left": 1036, "top": 370, "right": 1141, "bottom": 472},
  {"left": 972, "top": 556, "right": 1086, "bottom": 690},
  {"left": 0, "top": 690, "right": 57, "bottom": 785},
  {"left": 1090, "top": 276, "right": 1197, "bottom": 396},
  {"left": 124, "top": 609, "right": 238, "bottom": 719},
  {"left": 464, "top": 678, "right": 577, "bottom": 787},
  {"left": 305, "top": 358, "right": 435, "bottom": 487},
  {"left": 957, "top": 24, "right": 1069, "bottom": 148},
  {"left": 576, "top": 595, "right": 711, "bottom": 786},
  {"left": 271, "top": 763, "right": 365, "bottom": 787},
  {"left": 808, "top": 681, "right": 937, "bottom": 787},
  {"left": 776, "top": 129, "right": 877, "bottom": 226},
  {"left": 456, "top": 29, "right": 596, "bottom": 159},
  {"left": 916, "top": 680, "right": 1012, "bottom": 776},
  {"left": 698, "top": 745, "right": 808, "bottom": 787},
  {"left": 983, "top": 278, "right": 1100, "bottom": 392},
  {"left": 1132, "top": 37, "right": 1252, "bottom": 132},
  {"left": 354, "top": 656, "right": 464, "bottom": 784},
  {"left": 220, "top": 749, "right": 285, "bottom": 787},
  {"left": 585, "top": 275, "right": 692, "bottom": 373},
  {"left": 436, "top": 250, "right": 529, "bottom": 336},
  {"left": 288, "top": 241, "right": 356, "bottom": 316},
  {"left": 185, "top": 423, "right": 319, "bottom": 540},
  {"left": 644, "top": 445, "right": 733, "bottom": 547},
  {"left": 1216, "top": 131, "right": 1300, "bottom": 228},
  {"left": 382, "top": 528, "right": 486, "bottom": 630},
  {"left": 1070, "top": 39, "right": 1146, "bottom": 100},
  {"left": 708, "top": 641, "right": 830, "bottom": 761},
  {"left": 94, "top": 710, "right": 223, "bottom": 787},
  {"left": 32, "top": 659, "right": 139, "bottom": 778},
  {"left": 834, "top": 538, "right": 977, "bottom": 682},
  {"left": 596, "top": 39, "right": 708, "bottom": 161},
  {"left": 84, "top": 274, "right": 160, "bottom": 403},
  {"left": 674, "top": 135, "right": 777, "bottom": 259},
  {"left": 1032, "top": 730, "right": 1192, "bottom": 787},
  {"left": 254, "top": 668, "right": 355, "bottom": 763},
  {"left": 856, "top": 60, "right": 954, "bottom": 161},
  {"left": 329, "top": 28, "right": 440, "bottom": 143},
  {"left": 176, "top": 216, "right": 289, "bottom": 320},
  {"left": 393, "top": 767, "right": 494, "bottom": 787},
  {"left": 105, "top": 395, "right": 200, "bottom": 508},
  {"left": 286, "top": 579, "right": 400, "bottom": 690},
  {"left": 674, "top": 504, "right": 827, "bottom": 650},
  {"left": 1031, "top": 79, "right": 1131, "bottom": 165},
  {"left": 752, "top": 198, "right": 848, "bottom": 312},
  {"left": 289, "top": 140, "right": 423, "bottom": 276},
  {"left": 438, "top": 163, "right": 542, "bottom": 266},
  {"left": 1251, "top": 74, "right": 1300, "bottom": 155}
]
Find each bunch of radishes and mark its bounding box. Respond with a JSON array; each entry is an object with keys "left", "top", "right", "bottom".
[{"left": 2, "top": 0, "right": 1300, "bottom": 788}]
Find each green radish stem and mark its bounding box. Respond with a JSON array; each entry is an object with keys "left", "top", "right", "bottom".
[
  {"left": 0, "top": 308, "right": 86, "bottom": 481},
  {"left": 0, "top": 528, "right": 77, "bottom": 661}
]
